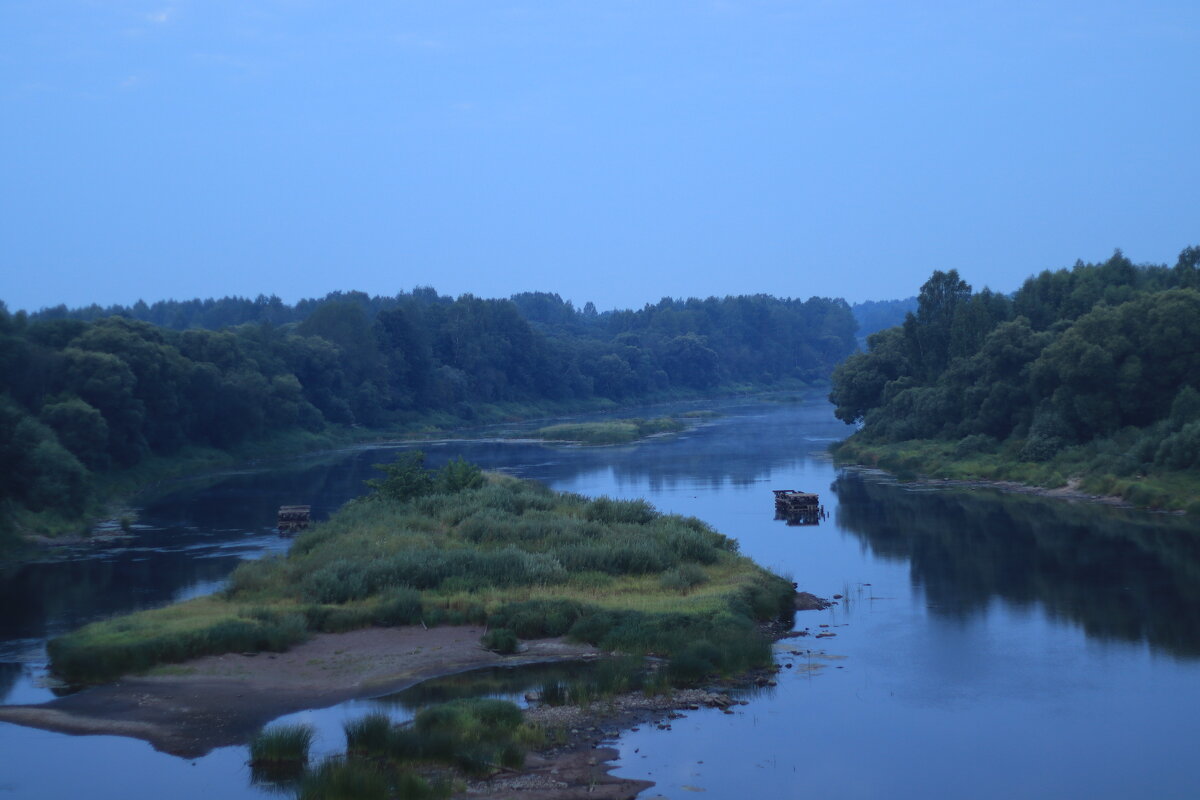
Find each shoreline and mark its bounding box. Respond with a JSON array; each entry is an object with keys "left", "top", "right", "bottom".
[
  {"left": 5, "top": 386, "right": 819, "bottom": 562},
  {"left": 0, "top": 626, "right": 599, "bottom": 758},
  {"left": 0, "top": 619, "right": 818, "bottom": 799},
  {"left": 846, "top": 466, "right": 1138, "bottom": 508},
  {"left": 832, "top": 436, "right": 1199, "bottom": 513}
]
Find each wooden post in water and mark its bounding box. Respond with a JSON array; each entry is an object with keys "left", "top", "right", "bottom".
[
  {"left": 277, "top": 505, "right": 311, "bottom": 533},
  {"left": 772, "top": 490, "right": 822, "bottom": 525}
]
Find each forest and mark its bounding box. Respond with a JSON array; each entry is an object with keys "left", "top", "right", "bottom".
[
  {"left": 830, "top": 245, "right": 1200, "bottom": 507},
  {"left": 0, "top": 289, "right": 856, "bottom": 540}
]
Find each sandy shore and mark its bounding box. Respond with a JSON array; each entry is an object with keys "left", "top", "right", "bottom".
[{"left": 0, "top": 625, "right": 598, "bottom": 758}]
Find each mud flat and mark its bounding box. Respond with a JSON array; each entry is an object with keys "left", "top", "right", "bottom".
[{"left": 0, "top": 625, "right": 597, "bottom": 758}]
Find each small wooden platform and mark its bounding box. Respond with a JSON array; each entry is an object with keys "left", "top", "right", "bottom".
[
  {"left": 277, "top": 505, "right": 311, "bottom": 533},
  {"left": 772, "top": 490, "right": 825, "bottom": 526}
]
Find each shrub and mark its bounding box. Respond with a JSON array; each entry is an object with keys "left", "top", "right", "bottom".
[
  {"left": 584, "top": 496, "right": 657, "bottom": 524},
  {"left": 366, "top": 451, "right": 435, "bottom": 502},
  {"left": 480, "top": 628, "right": 518, "bottom": 654},
  {"left": 435, "top": 457, "right": 486, "bottom": 493}
]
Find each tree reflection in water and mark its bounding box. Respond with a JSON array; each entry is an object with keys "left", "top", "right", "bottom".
[{"left": 832, "top": 471, "right": 1200, "bottom": 657}]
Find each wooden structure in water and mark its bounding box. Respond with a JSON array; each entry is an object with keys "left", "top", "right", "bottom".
[
  {"left": 277, "top": 505, "right": 311, "bottom": 533},
  {"left": 773, "top": 490, "right": 825, "bottom": 526}
]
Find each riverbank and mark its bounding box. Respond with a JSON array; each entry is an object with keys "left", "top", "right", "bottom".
[
  {"left": 832, "top": 436, "right": 1200, "bottom": 512},
  {"left": 0, "top": 620, "right": 819, "bottom": 799},
  {"left": 3, "top": 386, "right": 815, "bottom": 562}
]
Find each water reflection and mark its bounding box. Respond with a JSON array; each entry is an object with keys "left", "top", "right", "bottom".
[
  {"left": 372, "top": 661, "right": 607, "bottom": 711},
  {"left": 832, "top": 471, "right": 1200, "bottom": 657}
]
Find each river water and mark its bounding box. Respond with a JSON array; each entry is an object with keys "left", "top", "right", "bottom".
[{"left": 3, "top": 394, "right": 1200, "bottom": 799}]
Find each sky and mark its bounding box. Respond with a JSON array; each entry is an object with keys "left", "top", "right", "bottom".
[{"left": 1, "top": 1, "right": 1198, "bottom": 313}]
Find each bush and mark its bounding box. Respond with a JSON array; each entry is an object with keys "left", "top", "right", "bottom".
[
  {"left": 584, "top": 496, "right": 657, "bottom": 524},
  {"left": 366, "top": 451, "right": 435, "bottom": 502},
  {"left": 480, "top": 628, "right": 518, "bottom": 654},
  {"left": 436, "top": 457, "right": 485, "bottom": 493}
]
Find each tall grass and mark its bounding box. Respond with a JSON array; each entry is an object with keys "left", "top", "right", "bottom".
[
  {"left": 344, "top": 712, "right": 394, "bottom": 757},
  {"left": 297, "top": 758, "right": 442, "bottom": 800},
  {"left": 249, "top": 723, "right": 316, "bottom": 790},
  {"left": 249, "top": 723, "right": 316, "bottom": 765}
]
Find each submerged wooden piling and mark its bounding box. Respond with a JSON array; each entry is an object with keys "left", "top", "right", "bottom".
[
  {"left": 772, "top": 490, "right": 825, "bottom": 526},
  {"left": 277, "top": 505, "right": 311, "bottom": 533}
]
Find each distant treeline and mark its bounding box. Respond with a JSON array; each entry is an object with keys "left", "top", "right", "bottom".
[
  {"left": 850, "top": 297, "right": 917, "bottom": 343},
  {"left": 1, "top": 289, "right": 855, "bottom": 531},
  {"left": 37, "top": 290, "right": 906, "bottom": 350},
  {"left": 831, "top": 245, "right": 1200, "bottom": 490}
]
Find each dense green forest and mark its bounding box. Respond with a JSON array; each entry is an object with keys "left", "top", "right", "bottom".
[
  {"left": 830, "top": 245, "right": 1200, "bottom": 508},
  {"left": 1, "top": 290, "right": 855, "bottom": 541}
]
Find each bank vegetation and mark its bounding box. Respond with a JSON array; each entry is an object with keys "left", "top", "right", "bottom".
[
  {"left": 48, "top": 456, "right": 794, "bottom": 686},
  {"left": 830, "top": 245, "right": 1200, "bottom": 510}
]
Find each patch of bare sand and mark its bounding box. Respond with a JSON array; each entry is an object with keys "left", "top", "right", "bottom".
[{"left": 0, "top": 625, "right": 597, "bottom": 758}]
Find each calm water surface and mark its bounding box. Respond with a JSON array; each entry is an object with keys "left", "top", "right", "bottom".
[{"left": 3, "top": 395, "right": 1200, "bottom": 799}]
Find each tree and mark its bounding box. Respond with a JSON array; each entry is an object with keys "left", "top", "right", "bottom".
[
  {"left": 903, "top": 269, "right": 972, "bottom": 380},
  {"left": 366, "top": 451, "right": 434, "bottom": 502}
]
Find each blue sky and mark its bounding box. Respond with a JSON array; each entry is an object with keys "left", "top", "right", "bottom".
[{"left": 2, "top": 1, "right": 1197, "bottom": 312}]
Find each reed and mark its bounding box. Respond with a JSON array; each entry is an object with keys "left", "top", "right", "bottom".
[
  {"left": 249, "top": 723, "right": 316, "bottom": 765},
  {"left": 344, "top": 712, "right": 394, "bottom": 757}
]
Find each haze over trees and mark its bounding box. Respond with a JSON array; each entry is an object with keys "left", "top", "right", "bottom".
[
  {"left": 850, "top": 297, "right": 917, "bottom": 344},
  {"left": 830, "top": 246, "right": 1200, "bottom": 502},
  {"left": 1, "top": 290, "right": 856, "bottom": 534}
]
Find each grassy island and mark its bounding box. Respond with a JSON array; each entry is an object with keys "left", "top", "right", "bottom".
[
  {"left": 529, "top": 416, "right": 688, "bottom": 445},
  {"left": 48, "top": 454, "right": 793, "bottom": 685}
]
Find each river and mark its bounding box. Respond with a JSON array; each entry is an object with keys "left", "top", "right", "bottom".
[{"left": 2, "top": 393, "right": 1199, "bottom": 799}]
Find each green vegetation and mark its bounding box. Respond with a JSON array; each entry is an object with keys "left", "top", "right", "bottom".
[
  {"left": 249, "top": 723, "right": 316, "bottom": 766},
  {"left": 479, "top": 628, "right": 519, "bottom": 654},
  {"left": 2, "top": 289, "right": 854, "bottom": 547},
  {"left": 281, "top": 699, "right": 541, "bottom": 800},
  {"left": 48, "top": 459, "right": 793, "bottom": 684},
  {"left": 530, "top": 416, "right": 686, "bottom": 444},
  {"left": 248, "top": 722, "right": 317, "bottom": 788},
  {"left": 830, "top": 245, "right": 1200, "bottom": 509}
]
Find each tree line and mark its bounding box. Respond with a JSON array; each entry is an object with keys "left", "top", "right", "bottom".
[
  {"left": 830, "top": 245, "right": 1200, "bottom": 478},
  {"left": 2, "top": 289, "right": 856, "bottom": 531}
]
